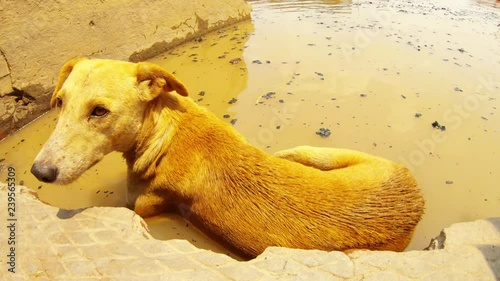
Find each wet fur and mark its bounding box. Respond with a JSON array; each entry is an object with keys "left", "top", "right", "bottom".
[{"left": 34, "top": 58, "right": 425, "bottom": 259}]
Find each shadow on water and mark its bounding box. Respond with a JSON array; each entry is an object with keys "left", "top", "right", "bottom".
[
  {"left": 148, "top": 20, "right": 254, "bottom": 118},
  {"left": 57, "top": 208, "right": 86, "bottom": 220}
]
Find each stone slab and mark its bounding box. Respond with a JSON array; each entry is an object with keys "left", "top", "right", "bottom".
[{"left": 0, "top": 183, "right": 498, "bottom": 280}]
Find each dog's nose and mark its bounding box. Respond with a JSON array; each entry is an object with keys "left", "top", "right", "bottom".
[{"left": 31, "top": 162, "right": 58, "bottom": 183}]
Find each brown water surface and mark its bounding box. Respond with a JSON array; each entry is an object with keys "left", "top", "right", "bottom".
[{"left": 1, "top": 0, "right": 499, "bottom": 257}]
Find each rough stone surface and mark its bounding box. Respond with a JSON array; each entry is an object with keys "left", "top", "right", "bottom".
[
  {"left": 0, "top": 53, "right": 10, "bottom": 79},
  {"left": 0, "top": 52, "right": 12, "bottom": 98},
  {"left": 0, "top": 76, "right": 12, "bottom": 98},
  {"left": 0, "top": 183, "right": 498, "bottom": 280},
  {"left": 0, "top": 0, "right": 251, "bottom": 137}
]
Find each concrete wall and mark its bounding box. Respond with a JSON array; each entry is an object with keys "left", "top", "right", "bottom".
[{"left": 0, "top": 0, "right": 252, "bottom": 139}]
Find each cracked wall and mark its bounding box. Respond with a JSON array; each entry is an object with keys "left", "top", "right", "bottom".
[{"left": 0, "top": 0, "right": 252, "bottom": 139}]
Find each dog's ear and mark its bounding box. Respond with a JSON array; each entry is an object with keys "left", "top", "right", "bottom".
[
  {"left": 50, "top": 57, "right": 85, "bottom": 108},
  {"left": 136, "top": 62, "right": 189, "bottom": 100}
]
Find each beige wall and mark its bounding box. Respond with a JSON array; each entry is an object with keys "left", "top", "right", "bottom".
[{"left": 0, "top": 0, "right": 251, "bottom": 138}]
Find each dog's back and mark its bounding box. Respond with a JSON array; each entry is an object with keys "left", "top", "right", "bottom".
[{"left": 135, "top": 94, "right": 424, "bottom": 258}]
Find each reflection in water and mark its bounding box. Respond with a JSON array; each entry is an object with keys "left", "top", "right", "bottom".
[{"left": 1, "top": 0, "right": 499, "bottom": 257}]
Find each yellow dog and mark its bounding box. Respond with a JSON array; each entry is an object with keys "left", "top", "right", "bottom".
[{"left": 31, "top": 58, "right": 424, "bottom": 259}]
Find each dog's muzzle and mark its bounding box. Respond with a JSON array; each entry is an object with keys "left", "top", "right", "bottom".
[{"left": 31, "top": 162, "right": 58, "bottom": 183}]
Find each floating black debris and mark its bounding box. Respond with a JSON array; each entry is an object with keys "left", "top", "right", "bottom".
[
  {"left": 252, "top": 60, "right": 262, "bottom": 64},
  {"left": 446, "top": 181, "right": 454, "bottom": 184},
  {"left": 360, "top": 93, "right": 367, "bottom": 97},
  {"left": 415, "top": 113, "right": 422, "bottom": 118},
  {"left": 198, "top": 91, "right": 205, "bottom": 96},
  {"left": 432, "top": 121, "right": 446, "bottom": 131},
  {"left": 454, "top": 87, "right": 463, "bottom": 92},
  {"left": 223, "top": 114, "right": 230, "bottom": 119},
  {"left": 228, "top": 98, "right": 238, "bottom": 104},
  {"left": 229, "top": 58, "right": 241, "bottom": 64},
  {"left": 263, "top": 92, "right": 276, "bottom": 99},
  {"left": 230, "top": 119, "right": 238, "bottom": 125},
  {"left": 316, "top": 128, "right": 331, "bottom": 138}
]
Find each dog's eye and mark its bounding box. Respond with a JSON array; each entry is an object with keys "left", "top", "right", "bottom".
[
  {"left": 91, "top": 106, "right": 109, "bottom": 117},
  {"left": 56, "top": 98, "right": 63, "bottom": 108}
]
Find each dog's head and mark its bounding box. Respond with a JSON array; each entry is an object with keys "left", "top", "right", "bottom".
[{"left": 31, "top": 58, "right": 188, "bottom": 184}]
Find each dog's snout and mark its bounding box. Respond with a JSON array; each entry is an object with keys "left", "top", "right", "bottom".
[{"left": 31, "top": 162, "right": 58, "bottom": 183}]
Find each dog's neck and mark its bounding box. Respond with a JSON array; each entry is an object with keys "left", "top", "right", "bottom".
[
  {"left": 124, "top": 93, "right": 184, "bottom": 178},
  {"left": 123, "top": 93, "right": 271, "bottom": 216}
]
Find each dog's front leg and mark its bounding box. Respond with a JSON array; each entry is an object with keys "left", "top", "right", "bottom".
[{"left": 126, "top": 174, "right": 163, "bottom": 218}]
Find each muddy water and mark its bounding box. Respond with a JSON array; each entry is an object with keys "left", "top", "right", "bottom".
[{"left": 1, "top": 0, "right": 499, "bottom": 257}]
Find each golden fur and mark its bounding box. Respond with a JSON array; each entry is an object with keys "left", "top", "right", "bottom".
[{"left": 32, "top": 58, "right": 425, "bottom": 259}]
